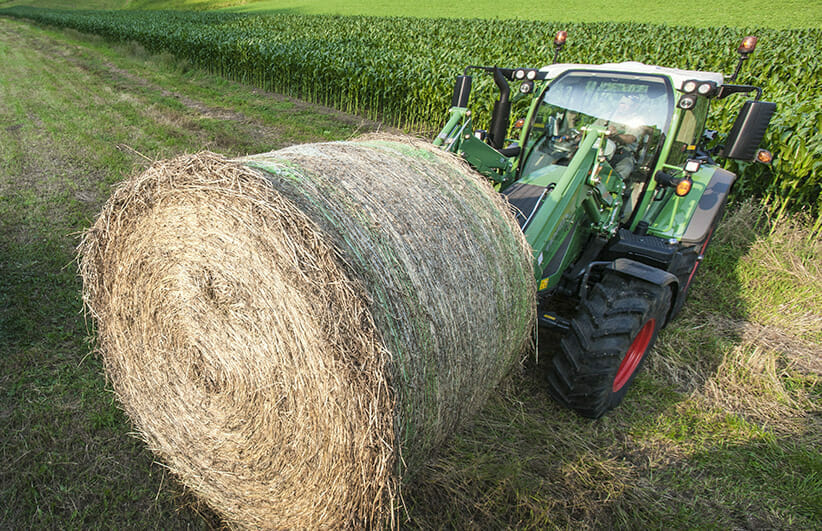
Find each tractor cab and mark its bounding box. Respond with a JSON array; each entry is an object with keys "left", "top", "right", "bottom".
[
  {"left": 434, "top": 52, "right": 773, "bottom": 295},
  {"left": 517, "top": 67, "right": 675, "bottom": 220},
  {"left": 521, "top": 68, "right": 672, "bottom": 176}
]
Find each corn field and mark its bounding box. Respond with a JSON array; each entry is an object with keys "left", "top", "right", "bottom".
[{"left": 2, "top": 7, "right": 819, "bottom": 228}]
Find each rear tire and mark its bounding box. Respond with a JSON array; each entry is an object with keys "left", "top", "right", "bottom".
[{"left": 545, "top": 272, "right": 672, "bottom": 418}]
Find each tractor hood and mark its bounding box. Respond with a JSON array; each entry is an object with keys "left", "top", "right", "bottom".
[{"left": 539, "top": 62, "right": 724, "bottom": 91}]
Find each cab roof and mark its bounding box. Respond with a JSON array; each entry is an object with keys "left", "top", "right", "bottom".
[{"left": 539, "top": 61, "right": 725, "bottom": 91}]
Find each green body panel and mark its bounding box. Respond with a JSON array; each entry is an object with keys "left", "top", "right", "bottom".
[
  {"left": 646, "top": 165, "right": 721, "bottom": 239},
  {"left": 520, "top": 131, "right": 599, "bottom": 248},
  {"left": 460, "top": 135, "right": 513, "bottom": 176},
  {"left": 534, "top": 222, "right": 588, "bottom": 291}
]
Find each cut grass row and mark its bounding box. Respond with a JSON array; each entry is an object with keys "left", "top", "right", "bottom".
[
  {"left": 1, "top": 18, "right": 819, "bottom": 529},
  {"left": 2, "top": 6, "right": 819, "bottom": 231}
]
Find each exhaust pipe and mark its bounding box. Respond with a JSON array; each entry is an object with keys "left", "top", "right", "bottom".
[
  {"left": 451, "top": 75, "right": 473, "bottom": 108},
  {"left": 488, "top": 67, "right": 510, "bottom": 150}
]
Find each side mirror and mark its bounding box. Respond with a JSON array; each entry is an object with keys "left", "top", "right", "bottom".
[{"left": 721, "top": 100, "right": 776, "bottom": 161}]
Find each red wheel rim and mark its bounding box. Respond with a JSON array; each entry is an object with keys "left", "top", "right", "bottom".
[{"left": 612, "top": 319, "right": 656, "bottom": 392}]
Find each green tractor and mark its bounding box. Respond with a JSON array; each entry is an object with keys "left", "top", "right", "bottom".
[{"left": 434, "top": 34, "right": 775, "bottom": 418}]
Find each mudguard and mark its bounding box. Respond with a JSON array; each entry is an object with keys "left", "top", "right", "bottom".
[
  {"left": 648, "top": 166, "right": 736, "bottom": 242},
  {"left": 681, "top": 167, "right": 736, "bottom": 244},
  {"left": 607, "top": 257, "right": 679, "bottom": 289},
  {"left": 602, "top": 258, "right": 679, "bottom": 326}
]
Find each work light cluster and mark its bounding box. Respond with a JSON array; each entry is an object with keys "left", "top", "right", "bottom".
[{"left": 677, "top": 79, "right": 717, "bottom": 109}]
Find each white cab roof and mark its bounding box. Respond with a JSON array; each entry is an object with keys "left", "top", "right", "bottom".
[{"left": 539, "top": 61, "right": 725, "bottom": 91}]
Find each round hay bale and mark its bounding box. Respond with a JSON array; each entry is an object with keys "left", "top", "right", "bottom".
[{"left": 79, "top": 135, "right": 535, "bottom": 528}]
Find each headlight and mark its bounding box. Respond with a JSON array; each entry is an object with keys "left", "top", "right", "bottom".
[
  {"left": 682, "top": 80, "right": 698, "bottom": 93},
  {"left": 678, "top": 95, "right": 696, "bottom": 110}
]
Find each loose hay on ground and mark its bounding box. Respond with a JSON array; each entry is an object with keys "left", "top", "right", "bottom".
[{"left": 79, "top": 136, "right": 535, "bottom": 528}]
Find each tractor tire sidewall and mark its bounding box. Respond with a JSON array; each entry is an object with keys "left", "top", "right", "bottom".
[{"left": 546, "top": 271, "right": 672, "bottom": 418}]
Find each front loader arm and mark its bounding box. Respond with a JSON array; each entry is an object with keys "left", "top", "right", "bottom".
[
  {"left": 433, "top": 107, "right": 470, "bottom": 151},
  {"left": 434, "top": 106, "right": 515, "bottom": 186}
]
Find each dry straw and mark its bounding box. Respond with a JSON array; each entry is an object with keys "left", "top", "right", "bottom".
[{"left": 79, "top": 135, "right": 535, "bottom": 528}]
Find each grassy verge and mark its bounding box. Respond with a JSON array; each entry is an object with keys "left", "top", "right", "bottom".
[{"left": 1, "top": 18, "right": 819, "bottom": 529}]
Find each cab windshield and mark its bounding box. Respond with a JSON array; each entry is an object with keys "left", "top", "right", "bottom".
[
  {"left": 521, "top": 70, "right": 673, "bottom": 177},
  {"left": 537, "top": 70, "right": 672, "bottom": 131}
]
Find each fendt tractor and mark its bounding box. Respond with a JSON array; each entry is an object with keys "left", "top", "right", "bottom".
[{"left": 434, "top": 34, "right": 775, "bottom": 418}]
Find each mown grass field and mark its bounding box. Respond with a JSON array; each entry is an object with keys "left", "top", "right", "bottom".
[
  {"left": 0, "top": 13, "right": 820, "bottom": 531},
  {"left": 0, "top": 17, "right": 374, "bottom": 527}
]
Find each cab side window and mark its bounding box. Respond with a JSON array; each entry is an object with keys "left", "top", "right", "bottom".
[{"left": 666, "top": 97, "right": 708, "bottom": 167}]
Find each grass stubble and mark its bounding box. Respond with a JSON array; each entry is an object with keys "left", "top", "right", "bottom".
[{"left": 0, "top": 17, "right": 819, "bottom": 529}]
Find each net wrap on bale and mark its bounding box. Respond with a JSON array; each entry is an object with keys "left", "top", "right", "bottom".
[{"left": 79, "top": 135, "right": 535, "bottom": 528}]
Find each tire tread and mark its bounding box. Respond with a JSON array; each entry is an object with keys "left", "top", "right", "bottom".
[{"left": 545, "top": 272, "right": 672, "bottom": 418}]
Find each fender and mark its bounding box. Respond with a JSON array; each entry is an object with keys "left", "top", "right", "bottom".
[
  {"left": 607, "top": 257, "right": 679, "bottom": 289},
  {"left": 591, "top": 258, "right": 680, "bottom": 326},
  {"left": 681, "top": 167, "right": 736, "bottom": 244},
  {"left": 647, "top": 166, "right": 736, "bottom": 242},
  {"left": 540, "top": 257, "right": 678, "bottom": 332}
]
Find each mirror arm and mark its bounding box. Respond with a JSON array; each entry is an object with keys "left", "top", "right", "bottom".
[{"left": 716, "top": 84, "right": 762, "bottom": 100}]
